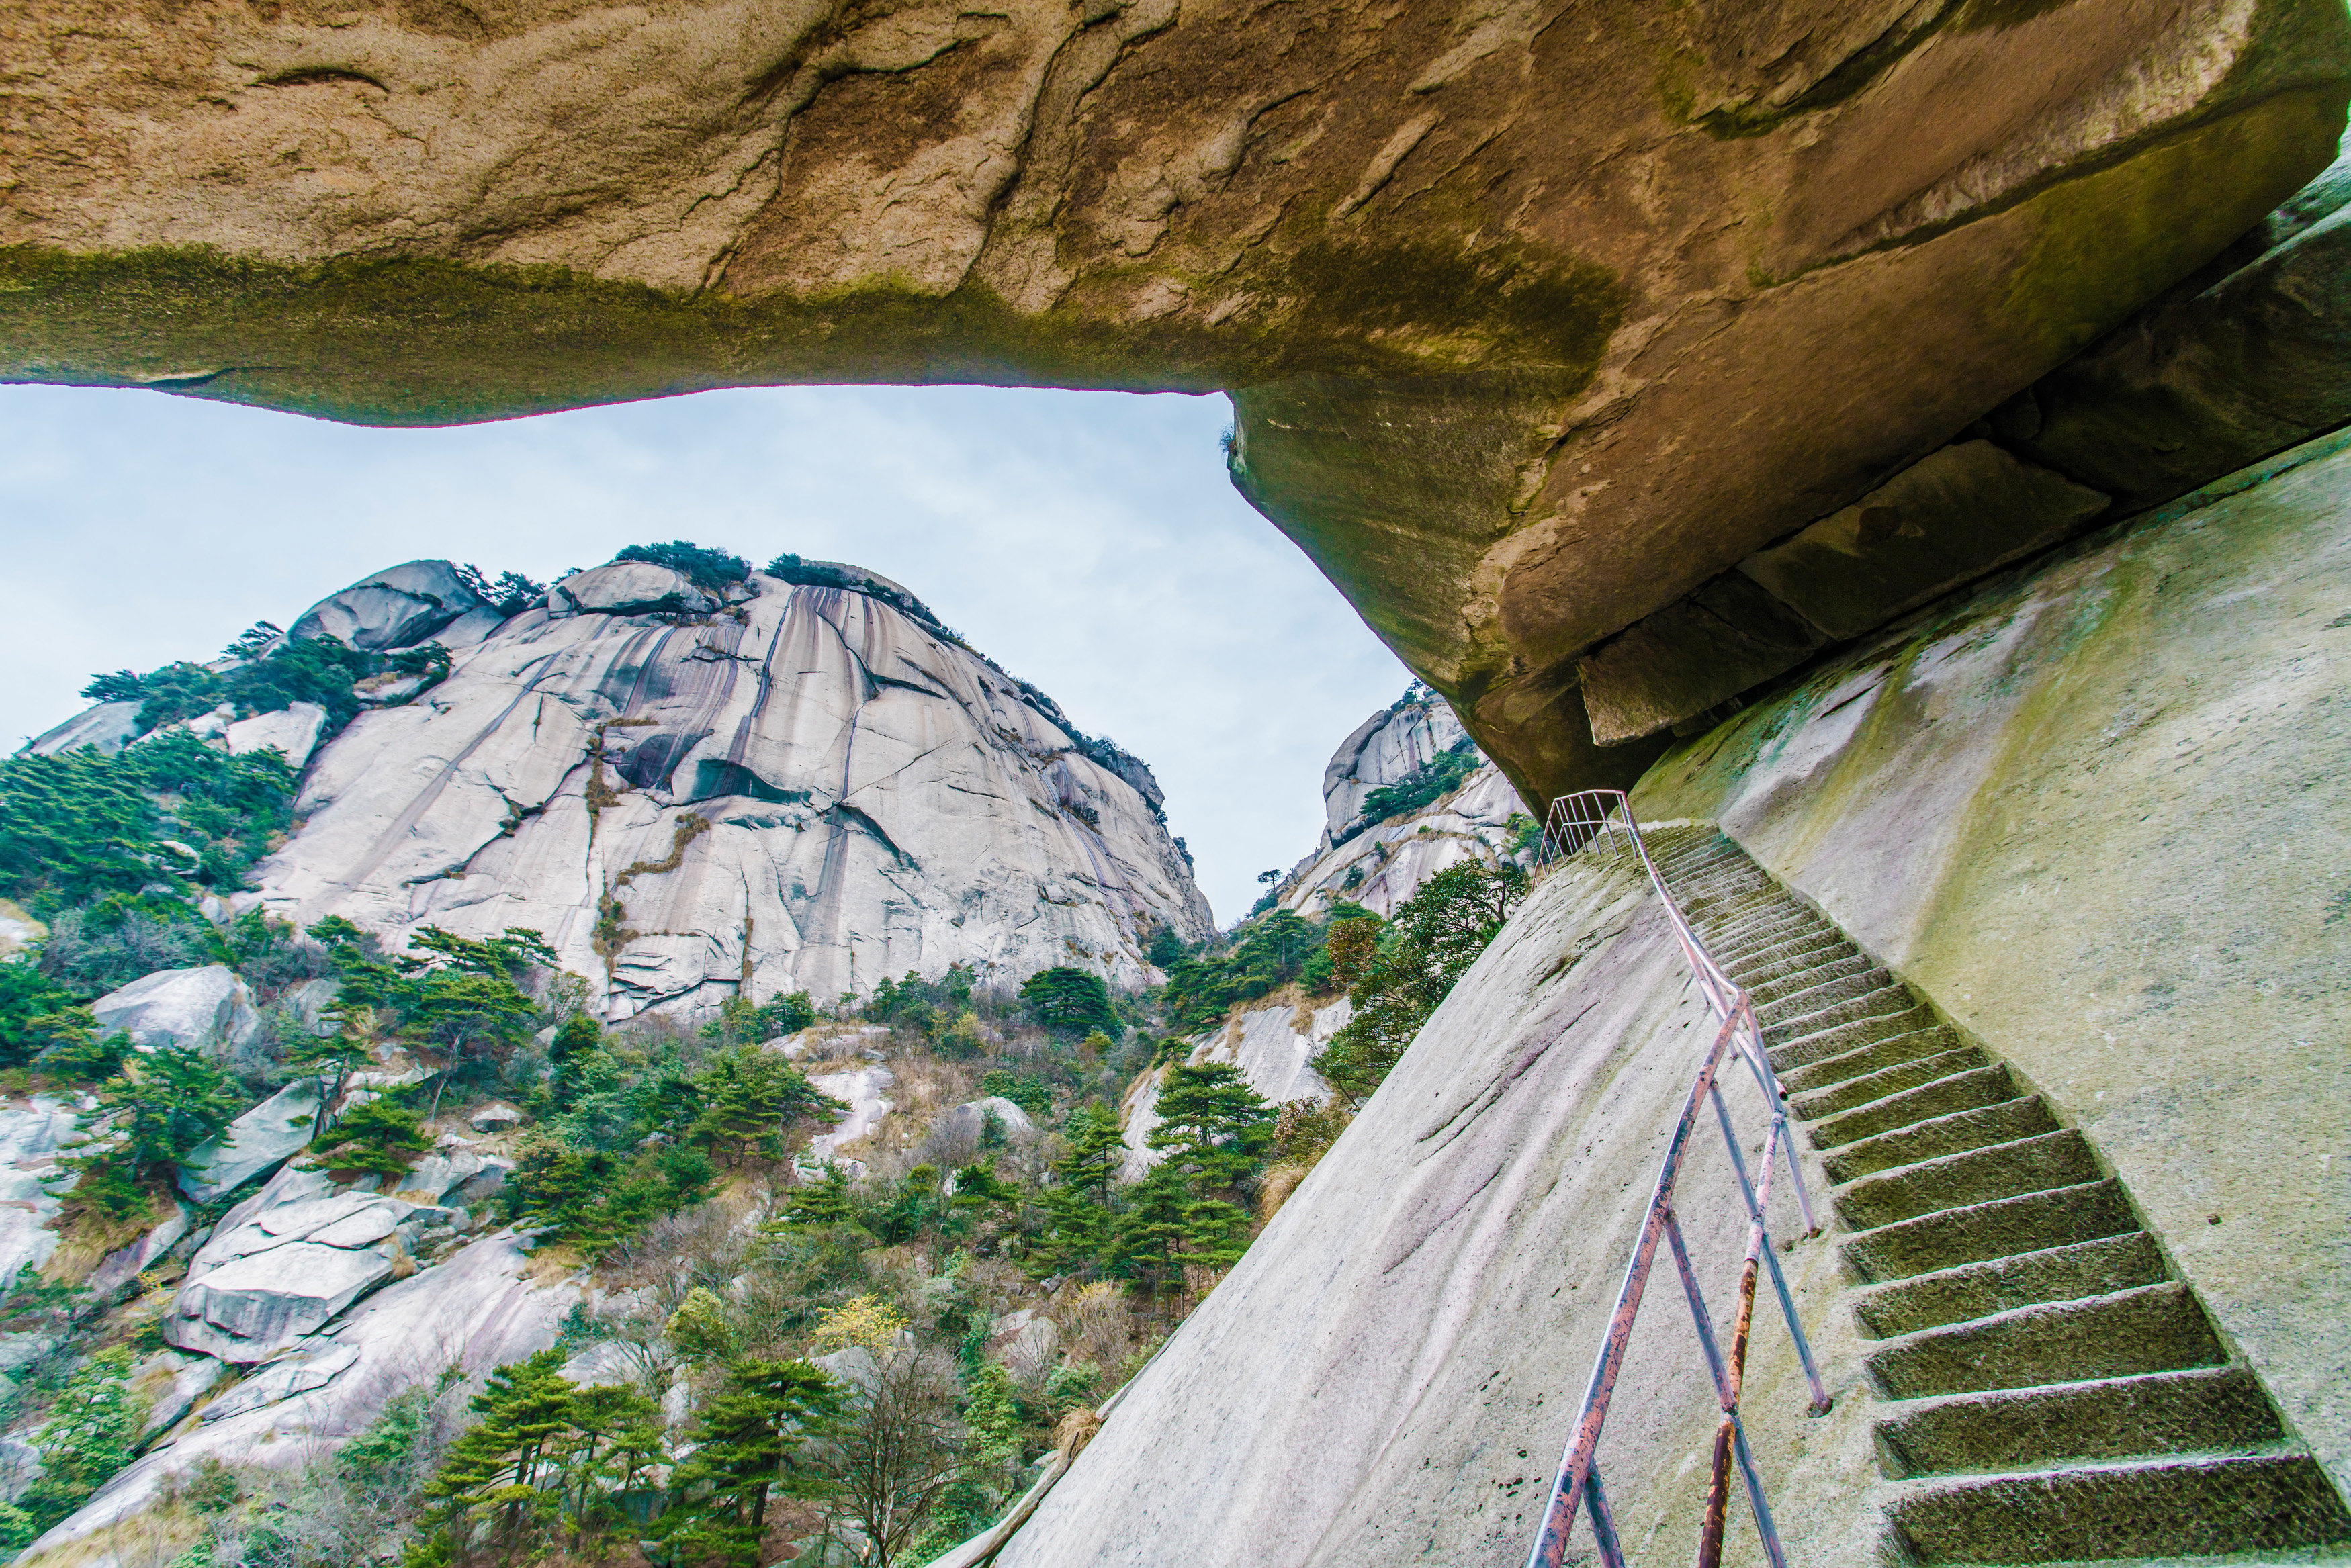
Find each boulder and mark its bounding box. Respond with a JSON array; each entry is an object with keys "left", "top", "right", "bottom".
[
  {"left": 176, "top": 1080, "right": 322, "bottom": 1204},
  {"left": 545, "top": 563, "right": 716, "bottom": 618},
  {"left": 130, "top": 1351, "right": 227, "bottom": 1440},
  {"left": 985, "top": 1309, "right": 1061, "bottom": 1384},
  {"left": 21, "top": 702, "right": 140, "bottom": 757},
  {"left": 287, "top": 561, "right": 487, "bottom": 651},
  {"left": 162, "top": 1164, "right": 449, "bottom": 1361},
  {"left": 466, "top": 1101, "right": 523, "bottom": 1133},
  {"left": 279, "top": 978, "right": 342, "bottom": 1038},
  {"left": 0, "top": 1099, "right": 79, "bottom": 1291},
  {"left": 26, "top": 1230, "right": 576, "bottom": 1559},
  {"left": 89, "top": 966, "right": 261, "bottom": 1058},
  {"left": 220, "top": 702, "right": 328, "bottom": 769},
  {"left": 392, "top": 1150, "right": 513, "bottom": 1207}
]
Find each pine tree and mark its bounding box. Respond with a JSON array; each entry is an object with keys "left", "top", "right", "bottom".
[
  {"left": 10, "top": 1348, "right": 140, "bottom": 1538},
  {"left": 418, "top": 1350, "right": 577, "bottom": 1554},
  {"left": 1053, "top": 1103, "right": 1126, "bottom": 1206},
  {"left": 1017, "top": 967, "right": 1116, "bottom": 1035},
  {"left": 549, "top": 1382, "right": 665, "bottom": 1552},
  {"left": 654, "top": 1358, "right": 840, "bottom": 1566},
  {"left": 1145, "top": 1062, "right": 1273, "bottom": 1191}
]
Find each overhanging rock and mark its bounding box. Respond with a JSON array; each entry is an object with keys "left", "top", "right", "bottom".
[{"left": 4, "top": 0, "right": 2346, "bottom": 806}]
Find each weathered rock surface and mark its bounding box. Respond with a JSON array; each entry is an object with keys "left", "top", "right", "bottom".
[
  {"left": 163, "top": 1164, "right": 447, "bottom": 1361},
  {"left": 547, "top": 561, "right": 719, "bottom": 618},
  {"left": 251, "top": 567, "right": 1210, "bottom": 1013},
  {"left": 220, "top": 700, "right": 328, "bottom": 768},
  {"left": 85, "top": 1205, "right": 190, "bottom": 1300},
  {"left": 0, "top": 1099, "right": 80, "bottom": 1292},
  {"left": 392, "top": 1149, "right": 512, "bottom": 1208},
  {"left": 89, "top": 965, "right": 261, "bottom": 1058},
  {"left": 1317, "top": 692, "right": 1471, "bottom": 849},
  {"left": 287, "top": 559, "right": 488, "bottom": 651},
  {"left": 22, "top": 701, "right": 139, "bottom": 757},
  {"left": 24, "top": 1228, "right": 576, "bottom": 1562},
  {"left": 7, "top": 0, "right": 2346, "bottom": 813},
  {"left": 130, "top": 1350, "right": 228, "bottom": 1442},
  {"left": 1280, "top": 764, "right": 1523, "bottom": 920},
  {"left": 806, "top": 1066, "right": 895, "bottom": 1171},
  {"left": 176, "top": 1078, "right": 322, "bottom": 1204},
  {"left": 1008, "top": 849, "right": 1856, "bottom": 1567},
  {"left": 1634, "top": 426, "right": 2351, "bottom": 1500}
]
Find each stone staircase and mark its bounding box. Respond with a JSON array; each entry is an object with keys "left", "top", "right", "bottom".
[{"left": 1637, "top": 825, "right": 2351, "bottom": 1566}]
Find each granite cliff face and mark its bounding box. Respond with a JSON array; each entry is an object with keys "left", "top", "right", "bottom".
[
  {"left": 28, "top": 557, "right": 1212, "bottom": 1014},
  {"left": 7, "top": 0, "right": 2349, "bottom": 810},
  {"left": 1277, "top": 688, "right": 1524, "bottom": 919}
]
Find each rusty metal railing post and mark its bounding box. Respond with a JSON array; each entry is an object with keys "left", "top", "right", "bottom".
[
  {"left": 1525, "top": 792, "right": 1828, "bottom": 1568},
  {"left": 1523, "top": 1011, "right": 1744, "bottom": 1568}
]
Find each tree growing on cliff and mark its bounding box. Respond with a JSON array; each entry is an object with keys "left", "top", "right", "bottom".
[
  {"left": 1313, "top": 860, "right": 1528, "bottom": 1106},
  {"left": 1018, "top": 967, "right": 1116, "bottom": 1036},
  {"left": 655, "top": 1358, "right": 840, "bottom": 1566},
  {"left": 1145, "top": 1063, "right": 1273, "bottom": 1193}
]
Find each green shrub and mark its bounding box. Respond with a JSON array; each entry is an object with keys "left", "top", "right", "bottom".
[
  {"left": 1312, "top": 862, "right": 1527, "bottom": 1105},
  {"left": 616, "top": 541, "right": 751, "bottom": 592}
]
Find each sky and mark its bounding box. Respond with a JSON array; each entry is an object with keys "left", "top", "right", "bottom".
[{"left": 0, "top": 382, "right": 1412, "bottom": 924}]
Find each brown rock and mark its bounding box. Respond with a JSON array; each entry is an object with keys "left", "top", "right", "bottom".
[{"left": 3, "top": 0, "right": 2346, "bottom": 807}]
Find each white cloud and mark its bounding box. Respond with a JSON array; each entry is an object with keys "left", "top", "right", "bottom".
[{"left": 0, "top": 383, "right": 1415, "bottom": 922}]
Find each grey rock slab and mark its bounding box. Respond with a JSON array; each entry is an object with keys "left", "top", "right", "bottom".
[
  {"left": 466, "top": 1101, "right": 523, "bottom": 1132},
  {"left": 287, "top": 560, "right": 487, "bottom": 651},
  {"left": 28, "top": 1231, "right": 575, "bottom": 1558},
  {"left": 220, "top": 701, "right": 328, "bottom": 768},
  {"left": 0, "top": 1098, "right": 79, "bottom": 1292},
  {"left": 545, "top": 561, "right": 715, "bottom": 617},
  {"left": 167, "top": 1242, "right": 398, "bottom": 1361},
  {"left": 1280, "top": 764, "right": 1524, "bottom": 919},
  {"left": 1319, "top": 693, "right": 1473, "bottom": 845},
  {"left": 1737, "top": 441, "right": 2111, "bottom": 641},
  {"left": 166, "top": 1175, "right": 436, "bottom": 1361},
  {"left": 806, "top": 1067, "right": 893, "bottom": 1166},
  {"left": 392, "top": 1150, "right": 513, "bottom": 1207},
  {"left": 20, "top": 701, "right": 140, "bottom": 757},
  {"left": 177, "top": 1078, "right": 321, "bottom": 1203},
  {"left": 132, "top": 1351, "right": 226, "bottom": 1440},
  {"left": 279, "top": 978, "right": 341, "bottom": 1037},
  {"left": 91, "top": 966, "right": 260, "bottom": 1058}
]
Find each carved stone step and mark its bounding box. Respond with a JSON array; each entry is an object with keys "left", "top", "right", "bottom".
[
  {"left": 1883, "top": 1452, "right": 2351, "bottom": 1563},
  {"left": 1843, "top": 1179, "right": 2137, "bottom": 1283},
  {"left": 1834, "top": 1129, "right": 2100, "bottom": 1232},
  {"left": 1867, "top": 1282, "right": 2223, "bottom": 1401},
  {"left": 1853, "top": 1233, "right": 2170, "bottom": 1340},
  {"left": 1810, "top": 1064, "right": 2020, "bottom": 1148},
  {"left": 1877, "top": 1366, "right": 2285, "bottom": 1479}
]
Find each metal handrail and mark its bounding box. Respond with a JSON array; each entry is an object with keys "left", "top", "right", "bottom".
[{"left": 1525, "top": 790, "right": 1831, "bottom": 1568}]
